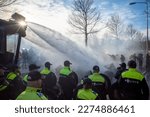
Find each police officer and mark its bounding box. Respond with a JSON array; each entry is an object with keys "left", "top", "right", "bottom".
[
  {"left": 23, "top": 64, "right": 40, "bottom": 85},
  {"left": 40, "top": 62, "right": 57, "bottom": 99},
  {"left": 41, "top": 62, "right": 52, "bottom": 75},
  {"left": 6, "top": 64, "right": 25, "bottom": 99},
  {"left": 0, "top": 68, "right": 10, "bottom": 99},
  {"left": 76, "top": 78, "right": 99, "bottom": 100},
  {"left": 40, "top": 62, "right": 56, "bottom": 83},
  {"left": 88, "top": 65, "right": 107, "bottom": 99},
  {"left": 109, "top": 63, "right": 127, "bottom": 100},
  {"left": 115, "top": 63, "right": 127, "bottom": 80},
  {"left": 16, "top": 71, "right": 47, "bottom": 100},
  {"left": 118, "top": 60, "right": 149, "bottom": 100},
  {"left": 59, "top": 60, "right": 72, "bottom": 76},
  {"left": 59, "top": 60, "right": 78, "bottom": 99}
]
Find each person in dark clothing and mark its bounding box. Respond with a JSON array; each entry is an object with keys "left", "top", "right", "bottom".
[
  {"left": 0, "top": 68, "right": 10, "bottom": 100},
  {"left": 16, "top": 71, "right": 47, "bottom": 100},
  {"left": 110, "top": 63, "right": 129, "bottom": 99},
  {"left": 6, "top": 64, "right": 26, "bottom": 99},
  {"left": 88, "top": 65, "right": 107, "bottom": 99},
  {"left": 41, "top": 62, "right": 58, "bottom": 100},
  {"left": 118, "top": 60, "right": 149, "bottom": 100},
  {"left": 115, "top": 63, "right": 127, "bottom": 80},
  {"left": 59, "top": 60, "right": 78, "bottom": 100},
  {"left": 100, "top": 73, "right": 111, "bottom": 98},
  {"left": 23, "top": 64, "right": 40, "bottom": 85}
]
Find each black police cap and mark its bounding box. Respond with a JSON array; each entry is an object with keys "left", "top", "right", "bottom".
[
  {"left": 93, "top": 65, "right": 100, "bottom": 71},
  {"left": 83, "top": 78, "right": 92, "bottom": 85},
  {"left": 45, "top": 62, "right": 52, "bottom": 68},
  {"left": 27, "top": 71, "right": 41, "bottom": 81},
  {"left": 128, "top": 60, "right": 136, "bottom": 68},
  {"left": 64, "top": 60, "right": 72, "bottom": 66}
]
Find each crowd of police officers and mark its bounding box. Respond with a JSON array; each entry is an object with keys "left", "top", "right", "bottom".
[{"left": 0, "top": 59, "right": 149, "bottom": 100}]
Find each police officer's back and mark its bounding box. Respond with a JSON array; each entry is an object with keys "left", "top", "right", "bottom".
[
  {"left": 118, "top": 60, "right": 149, "bottom": 100},
  {"left": 23, "top": 64, "right": 40, "bottom": 85},
  {"left": 41, "top": 62, "right": 57, "bottom": 99},
  {"left": 0, "top": 68, "right": 10, "bottom": 100},
  {"left": 115, "top": 63, "right": 127, "bottom": 80},
  {"left": 16, "top": 71, "right": 47, "bottom": 100},
  {"left": 59, "top": 60, "right": 78, "bottom": 99},
  {"left": 6, "top": 64, "right": 25, "bottom": 99},
  {"left": 88, "top": 65, "right": 107, "bottom": 99},
  {"left": 109, "top": 63, "right": 127, "bottom": 100}
]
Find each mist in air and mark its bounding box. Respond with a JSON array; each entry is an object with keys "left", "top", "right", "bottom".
[
  {"left": 1, "top": 0, "right": 145, "bottom": 80},
  {"left": 19, "top": 22, "right": 142, "bottom": 80}
]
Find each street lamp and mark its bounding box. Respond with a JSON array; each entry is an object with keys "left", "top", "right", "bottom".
[{"left": 129, "top": 1, "right": 149, "bottom": 54}]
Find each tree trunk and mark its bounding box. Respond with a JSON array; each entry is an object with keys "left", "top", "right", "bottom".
[
  {"left": 85, "top": 33, "right": 88, "bottom": 46},
  {"left": 85, "top": 15, "right": 88, "bottom": 46}
]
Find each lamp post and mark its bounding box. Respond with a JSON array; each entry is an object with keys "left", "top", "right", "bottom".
[{"left": 129, "top": 1, "right": 149, "bottom": 71}]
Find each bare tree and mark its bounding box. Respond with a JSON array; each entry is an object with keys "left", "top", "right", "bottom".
[
  {"left": 68, "top": 0, "right": 101, "bottom": 46},
  {"left": 126, "top": 24, "right": 138, "bottom": 40},
  {"left": 0, "top": 0, "right": 17, "bottom": 7},
  {"left": 106, "top": 14, "right": 123, "bottom": 40},
  {"left": 135, "top": 31, "right": 146, "bottom": 51},
  {"left": 135, "top": 31, "right": 144, "bottom": 41}
]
